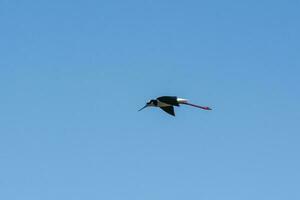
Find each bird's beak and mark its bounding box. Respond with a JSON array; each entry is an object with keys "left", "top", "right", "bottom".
[{"left": 138, "top": 104, "right": 148, "bottom": 111}]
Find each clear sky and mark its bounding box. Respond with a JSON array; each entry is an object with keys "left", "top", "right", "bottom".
[{"left": 1, "top": 0, "right": 299, "bottom": 199}]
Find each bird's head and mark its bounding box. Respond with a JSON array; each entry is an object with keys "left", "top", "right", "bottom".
[{"left": 138, "top": 99, "right": 157, "bottom": 111}]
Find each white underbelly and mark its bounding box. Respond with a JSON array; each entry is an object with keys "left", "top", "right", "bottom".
[{"left": 157, "top": 101, "right": 171, "bottom": 107}]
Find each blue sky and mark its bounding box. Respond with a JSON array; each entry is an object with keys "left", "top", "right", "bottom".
[{"left": 1, "top": 0, "right": 300, "bottom": 199}]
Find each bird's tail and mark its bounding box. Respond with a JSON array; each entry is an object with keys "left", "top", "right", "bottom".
[{"left": 182, "top": 102, "right": 212, "bottom": 110}]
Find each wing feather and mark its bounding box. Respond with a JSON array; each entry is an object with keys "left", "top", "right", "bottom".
[
  {"left": 157, "top": 96, "right": 179, "bottom": 106},
  {"left": 160, "top": 106, "right": 175, "bottom": 116}
]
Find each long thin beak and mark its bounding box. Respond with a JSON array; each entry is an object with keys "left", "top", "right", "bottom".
[{"left": 138, "top": 105, "right": 148, "bottom": 111}]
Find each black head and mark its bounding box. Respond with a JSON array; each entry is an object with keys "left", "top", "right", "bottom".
[
  {"left": 138, "top": 99, "right": 158, "bottom": 111},
  {"left": 146, "top": 99, "right": 158, "bottom": 106}
]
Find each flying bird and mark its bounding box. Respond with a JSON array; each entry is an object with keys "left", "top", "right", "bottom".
[{"left": 139, "top": 96, "right": 212, "bottom": 116}]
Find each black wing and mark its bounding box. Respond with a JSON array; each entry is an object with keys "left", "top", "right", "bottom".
[
  {"left": 157, "top": 96, "right": 179, "bottom": 106},
  {"left": 160, "top": 106, "right": 175, "bottom": 116}
]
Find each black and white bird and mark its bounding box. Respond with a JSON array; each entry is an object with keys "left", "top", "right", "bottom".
[{"left": 139, "top": 96, "right": 212, "bottom": 116}]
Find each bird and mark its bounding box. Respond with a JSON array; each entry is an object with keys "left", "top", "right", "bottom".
[{"left": 138, "top": 96, "right": 212, "bottom": 116}]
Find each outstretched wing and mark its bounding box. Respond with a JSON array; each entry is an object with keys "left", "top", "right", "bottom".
[
  {"left": 157, "top": 96, "right": 179, "bottom": 106},
  {"left": 160, "top": 106, "right": 175, "bottom": 116}
]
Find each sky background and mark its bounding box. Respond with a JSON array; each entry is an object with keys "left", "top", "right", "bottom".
[{"left": 1, "top": 0, "right": 300, "bottom": 199}]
